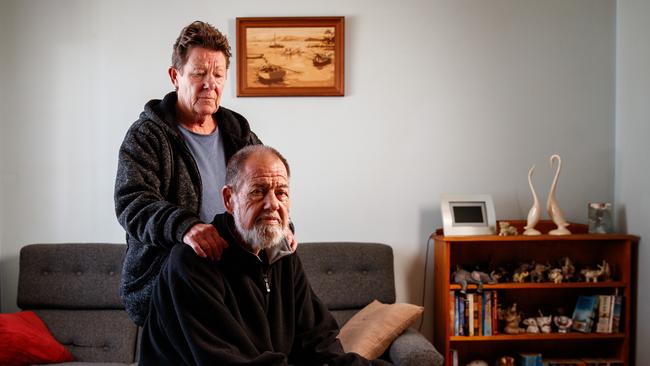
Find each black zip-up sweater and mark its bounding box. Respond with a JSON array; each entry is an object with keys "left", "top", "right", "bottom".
[
  {"left": 140, "top": 213, "right": 385, "bottom": 366},
  {"left": 114, "top": 92, "right": 261, "bottom": 326}
]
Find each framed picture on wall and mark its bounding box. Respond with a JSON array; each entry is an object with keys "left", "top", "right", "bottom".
[{"left": 236, "top": 17, "right": 344, "bottom": 97}]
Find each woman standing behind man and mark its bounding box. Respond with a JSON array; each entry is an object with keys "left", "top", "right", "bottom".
[{"left": 114, "top": 21, "right": 295, "bottom": 326}]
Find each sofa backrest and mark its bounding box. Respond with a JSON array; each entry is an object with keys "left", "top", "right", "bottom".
[
  {"left": 298, "top": 242, "right": 396, "bottom": 326},
  {"left": 18, "top": 243, "right": 138, "bottom": 363}
]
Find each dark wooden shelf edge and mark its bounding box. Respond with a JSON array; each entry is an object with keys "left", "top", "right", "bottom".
[
  {"left": 448, "top": 281, "right": 628, "bottom": 290},
  {"left": 433, "top": 233, "right": 639, "bottom": 242},
  {"left": 449, "top": 333, "right": 626, "bottom": 342}
]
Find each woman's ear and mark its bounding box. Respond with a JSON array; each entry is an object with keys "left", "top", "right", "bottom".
[{"left": 222, "top": 185, "right": 235, "bottom": 214}]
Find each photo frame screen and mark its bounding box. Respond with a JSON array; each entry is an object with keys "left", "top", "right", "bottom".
[
  {"left": 451, "top": 202, "right": 487, "bottom": 226},
  {"left": 441, "top": 194, "right": 496, "bottom": 236}
]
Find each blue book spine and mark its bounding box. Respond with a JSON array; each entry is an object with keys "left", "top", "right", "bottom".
[
  {"left": 612, "top": 295, "right": 623, "bottom": 332},
  {"left": 484, "top": 291, "right": 492, "bottom": 335}
]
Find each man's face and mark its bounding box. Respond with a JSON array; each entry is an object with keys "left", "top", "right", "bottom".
[
  {"left": 169, "top": 47, "right": 227, "bottom": 121},
  {"left": 225, "top": 153, "right": 290, "bottom": 252}
]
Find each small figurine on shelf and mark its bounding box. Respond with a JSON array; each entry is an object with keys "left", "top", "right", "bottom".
[
  {"left": 498, "top": 221, "right": 518, "bottom": 236},
  {"left": 496, "top": 356, "right": 515, "bottom": 366},
  {"left": 523, "top": 317, "right": 540, "bottom": 333},
  {"left": 581, "top": 261, "right": 607, "bottom": 283},
  {"left": 523, "top": 164, "right": 542, "bottom": 236},
  {"left": 553, "top": 315, "right": 573, "bottom": 333},
  {"left": 530, "top": 262, "right": 551, "bottom": 283},
  {"left": 548, "top": 268, "right": 564, "bottom": 283},
  {"left": 536, "top": 311, "right": 552, "bottom": 333},
  {"left": 513, "top": 263, "right": 531, "bottom": 283},
  {"left": 469, "top": 270, "right": 499, "bottom": 292},
  {"left": 499, "top": 303, "right": 525, "bottom": 334},
  {"left": 452, "top": 266, "right": 478, "bottom": 294},
  {"left": 600, "top": 259, "right": 612, "bottom": 281},
  {"left": 494, "top": 266, "right": 512, "bottom": 283},
  {"left": 546, "top": 154, "right": 572, "bottom": 235},
  {"left": 559, "top": 256, "right": 576, "bottom": 282},
  {"left": 465, "top": 360, "right": 488, "bottom": 366}
]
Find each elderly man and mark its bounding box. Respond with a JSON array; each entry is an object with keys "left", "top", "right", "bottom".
[{"left": 140, "top": 145, "right": 388, "bottom": 366}]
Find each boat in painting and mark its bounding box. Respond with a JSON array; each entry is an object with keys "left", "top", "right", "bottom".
[
  {"left": 257, "top": 64, "right": 286, "bottom": 84},
  {"left": 312, "top": 53, "right": 332, "bottom": 67},
  {"left": 269, "top": 34, "right": 284, "bottom": 48}
]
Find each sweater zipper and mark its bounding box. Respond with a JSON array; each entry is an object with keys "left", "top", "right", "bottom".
[
  {"left": 262, "top": 271, "right": 271, "bottom": 313},
  {"left": 263, "top": 273, "right": 271, "bottom": 293}
]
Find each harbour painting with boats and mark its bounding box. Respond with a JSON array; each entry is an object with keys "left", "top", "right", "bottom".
[
  {"left": 245, "top": 27, "right": 336, "bottom": 88},
  {"left": 237, "top": 17, "right": 344, "bottom": 96}
]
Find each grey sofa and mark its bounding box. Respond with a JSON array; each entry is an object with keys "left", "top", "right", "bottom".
[
  {"left": 17, "top": 242, "right": 442, "bottom": 365},
  {"left": 300, "top": 242, "right": 443, "bottom": 366},
  {"left": 18, "top": 243, "right": 138, "bottom": 366}
]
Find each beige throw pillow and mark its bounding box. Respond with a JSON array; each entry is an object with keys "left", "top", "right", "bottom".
[{"left": 337, "top": 300, "right": 424, "bottom": 359}]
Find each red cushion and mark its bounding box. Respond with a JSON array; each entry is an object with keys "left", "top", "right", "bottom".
[{"left": 0, "top": 311, "right": 74, "bottom": 366}]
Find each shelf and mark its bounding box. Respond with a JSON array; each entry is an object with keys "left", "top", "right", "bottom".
[
  {"left": 449, "top": 281, "right": 627, "bottom": 290},
  {"left": 450, "top": 332, "right": 625, "bottom": 342},
  {"left": 434, "top": 233, "right": 638, "bottom": 242},
  {"left": 433, "top": 221, "right": 638, "bottom": 365}
]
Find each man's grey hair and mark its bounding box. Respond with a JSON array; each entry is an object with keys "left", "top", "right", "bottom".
[{"left": 225, "top": 145, "right": 290, "bottom": 191}]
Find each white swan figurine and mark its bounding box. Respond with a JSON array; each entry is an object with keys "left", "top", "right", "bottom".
[
  {"left": 523, "top": 165, "right": 542, "bottom": 236},
  {"left": 547, "top": 154, "right": 571, "bottom": 235}
]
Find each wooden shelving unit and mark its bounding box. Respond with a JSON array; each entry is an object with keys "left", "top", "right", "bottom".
[{"left": 433, "top": 221, "right": 639, "bottom": 365}]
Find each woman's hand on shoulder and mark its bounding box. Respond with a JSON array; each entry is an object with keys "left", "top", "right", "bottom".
[
  {"left": 183, "top": 223, "right": 228, "bottom": 260},
  {"left": 284, "top": 227, "right": 298, "bottom": 252}
]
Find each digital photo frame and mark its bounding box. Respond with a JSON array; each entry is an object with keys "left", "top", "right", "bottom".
[{"left": 440, "top": 194, "right": 496, "bottom": 236}]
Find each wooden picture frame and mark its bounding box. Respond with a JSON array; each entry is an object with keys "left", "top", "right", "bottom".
[{"left": 236, "top": 17, "right": 344, "bottom": 97}]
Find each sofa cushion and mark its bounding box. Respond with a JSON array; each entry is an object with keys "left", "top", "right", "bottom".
[
  {"left": 0, "top": 311, "right": 74, "bottom": 365},
  {"left": 18, "top": 244, "right": 125, "bottom": 309},
  {"left": 337, "top": 300, "right": 424, "bottom": 359},
  {"left": 299, "top": 242, "right": 395, "bottom": 311},
  {"left": 33, "top": 310, "right": 138, "bottom": 363}
]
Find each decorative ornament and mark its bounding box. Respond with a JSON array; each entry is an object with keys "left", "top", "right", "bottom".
[
  {"left": 546, "top": 154, "right": 571, "bottom": 235},
  {"left": 523, "top": 165, "right": 542, "bottom": 236},
  {"left": 553, "top": 315, "right": 573, "bottom": 333}
]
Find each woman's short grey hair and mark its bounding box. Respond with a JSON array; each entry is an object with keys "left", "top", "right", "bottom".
[
  {"left": 226, "top": 146, "right": 290, "bottom": 191},
  {"left": 172, "top": 21, "right": 232, "bottom": 71}
]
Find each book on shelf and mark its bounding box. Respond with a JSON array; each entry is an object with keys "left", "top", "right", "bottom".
[
  {"left": 449, "top": 349, "right": 459, "bottom": 366},
  {"left": 482, "top": 291, "right": 492, "bottom": 336},
  {"left": 594, "top": 294, "right": 624, "bottom": 333},
  {"left": 611, "top": 295, "right": 623, "bottom": 333},
  {"left": 492, "top": 290, "right": 499, "bottom": 335},
  {"left": 468, "top": 293, "right": 475, "bottom": 336},
  {"left": 580, "top": 358, "right": 623, "bottom": 366},
  {"left": 518, "top": 352, "right": 543, "bottom": 366},
  {"left": 451, "top": 290, "right": 498, "bottom": 336},
  {"left": 572, "top": 295, "right": 599, "bottom": 333},
  {"left": 595, "top": 294, "right": 614, "bottom": 333},
  {"left": 475, "top": 292, "right": 482, "bottom": 336},
  {"left": 596, "top": 294, "right": 618, "bottom": 333},
  {"left": 542, "top": 358, "right": 586, "bottom": 366},
  {"left": 449, "top": 291, "right": 455, "bottom": 335},
  {"left": 458, "top": 294, "right": 466, "bottom": 335}
]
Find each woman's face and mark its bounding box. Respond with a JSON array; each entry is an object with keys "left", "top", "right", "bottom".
[{"left": 169, "top": 47, "right": 227, "bottom": 122}]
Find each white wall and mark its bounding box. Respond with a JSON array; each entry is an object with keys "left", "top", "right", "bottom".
[
  {"left": 616, "top": 1, "right": 650, "bottom": 364},
  {"left": 0, "top": 0, "right": 617, "bottom": 342}
]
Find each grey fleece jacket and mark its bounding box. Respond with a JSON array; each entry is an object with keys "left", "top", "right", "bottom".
[{"left": 114, "top": 91, "right": 261, "bottom": 326}]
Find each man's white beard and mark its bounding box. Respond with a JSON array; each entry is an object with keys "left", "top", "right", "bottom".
[{"left": 233, "top": 204, "right": 284, "bottom": 252}]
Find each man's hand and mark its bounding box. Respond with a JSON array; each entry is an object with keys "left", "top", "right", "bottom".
[
  {"left": 285, "top": 227, "right": 298, "bottom": 252},
  {"left": 183, "top": 223, "right": 228, "bottom": 260}
]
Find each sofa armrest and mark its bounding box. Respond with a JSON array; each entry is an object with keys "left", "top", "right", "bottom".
[{"left": 388, "top": 328, "right": 444, "bottom": 366}]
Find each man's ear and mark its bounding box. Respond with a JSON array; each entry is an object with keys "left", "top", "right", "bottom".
[
  {"left": 168, "top": 67, "right": 179, "bottom": 90},
  {"left": 222, "top": 185, "right": 235, "bottom": 214}
]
